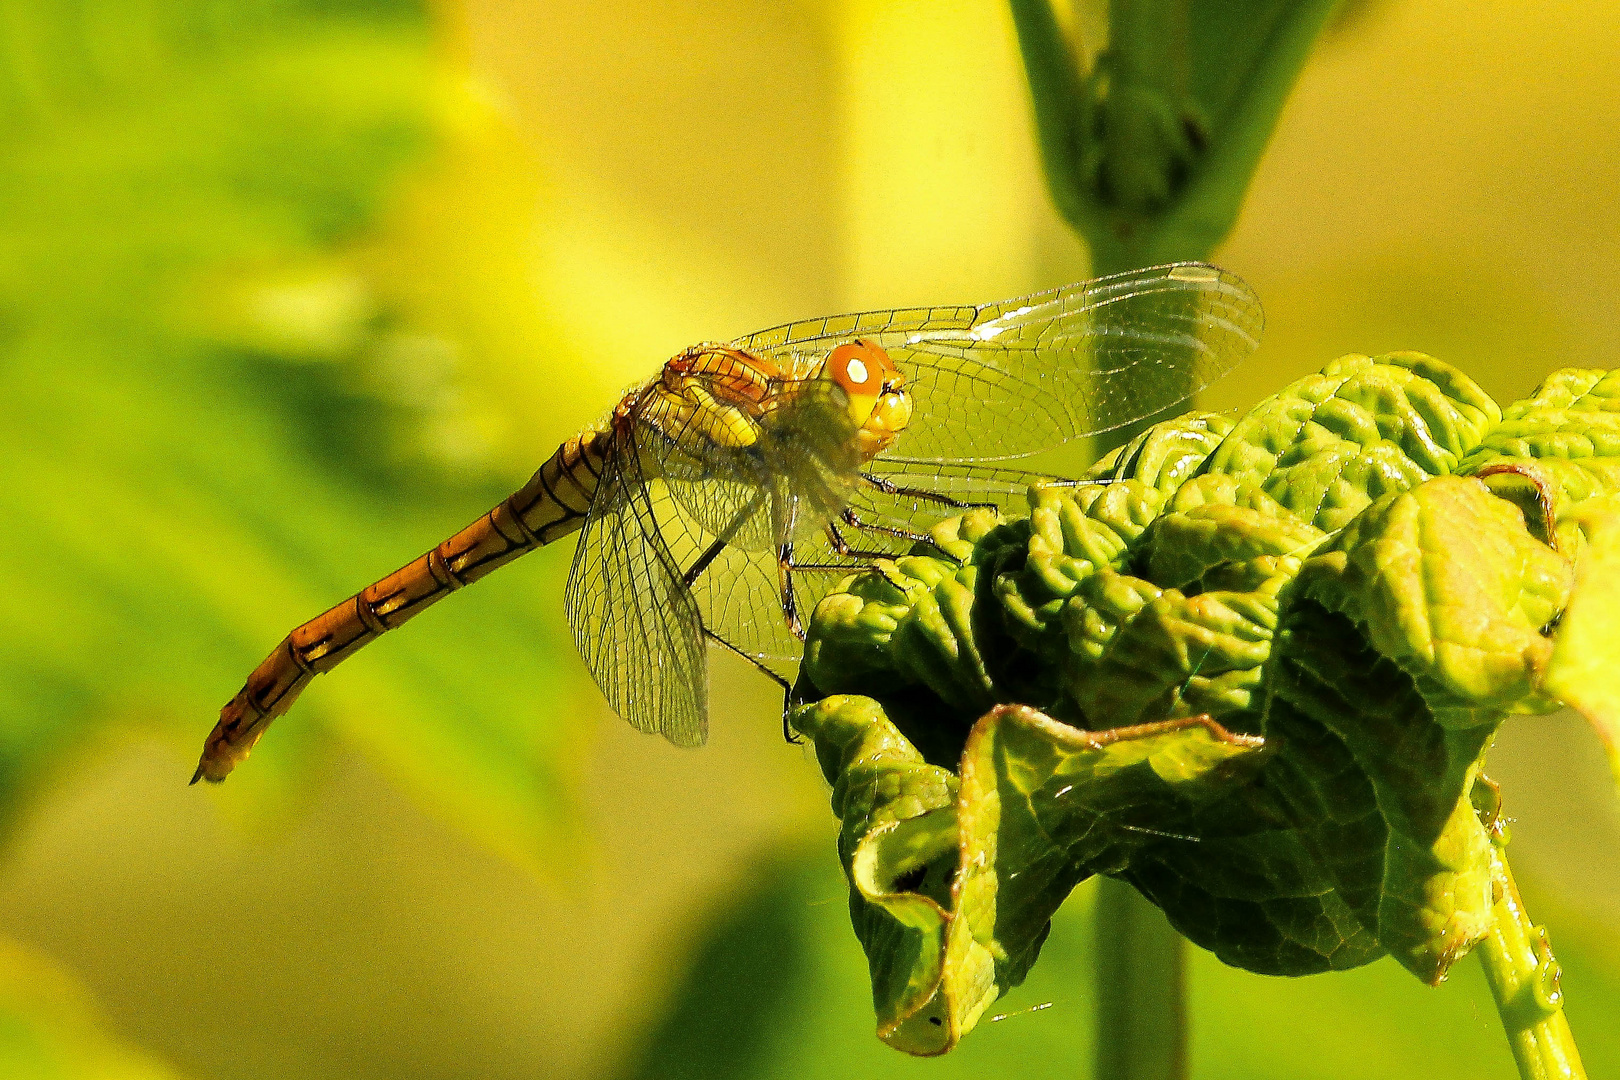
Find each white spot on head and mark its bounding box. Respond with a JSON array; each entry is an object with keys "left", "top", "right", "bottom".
[{"left": 846, "top": 357, "right": 868, "bottom": 384}]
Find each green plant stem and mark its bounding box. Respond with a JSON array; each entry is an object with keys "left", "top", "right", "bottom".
[
  {"left": 1007, "top": 0, "right": 1090, "bottom": 230},
  {"left": 1011, "top": 0, "right": 1345, "bottom": 274},
  {"left": 1099, "top": 0, "right": 1190, "bottom": 217},
  {"left": 1134, "top": 0, "right": 1341, "bottom": 269},
  {"left": 1011, "top": 5, "right": 1348, "bottom": 1075},
  {"left": 1093, "top": 876, "right": 1187, "bottom": 1080},
  {"left": 1477, "top": 841, "right": 1587, "bottom": 1080}
]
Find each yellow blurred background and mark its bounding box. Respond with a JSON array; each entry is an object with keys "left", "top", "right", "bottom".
[{"left": 2, "top": 1, "right": 1618, "bottom": 1077}]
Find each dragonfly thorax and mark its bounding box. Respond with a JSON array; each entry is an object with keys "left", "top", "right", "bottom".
[
  {"left": 641, "top": 338, "right": 910, "bottom": 466},
  {"left": 646, "top": 343, "right": 779, "bottom": 451}
]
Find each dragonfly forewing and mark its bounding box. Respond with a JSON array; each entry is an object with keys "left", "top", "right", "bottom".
[{"left": 736, "top": 263, "right": 1262, "bottom": 463}]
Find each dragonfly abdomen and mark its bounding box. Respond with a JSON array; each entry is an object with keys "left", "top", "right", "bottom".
[{"left": 194, "top": 426, "right": 614, "bottom": 783}]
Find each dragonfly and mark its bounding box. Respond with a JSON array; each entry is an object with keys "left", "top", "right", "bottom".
[{"left": 194, "top": 262, "right": 1262, "bottom": 783}]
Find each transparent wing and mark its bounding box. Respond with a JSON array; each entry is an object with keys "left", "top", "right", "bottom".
[
  {"left": 857, "top": 459, "right": 1054, "bottom": 532},
  {"left": 734, "top": 263, "right": 1263, "bottom": 462},
  {"left": 685, "top": 541, "right": 812, "bottom": 665},
  {"left": 635, "top": 395, "right": 778, "bottom": 554},
  {"left": 649, "top": 373, "right": 872, "bottom": 555},
  {"left": 689, "top": 463, "right": 1064, "bottom": 665},
  {"left": 564, "top": 431, "right": 708, "bottom": 747}
]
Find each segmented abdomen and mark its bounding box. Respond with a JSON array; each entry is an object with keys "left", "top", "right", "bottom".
[{"left": 195, "top": 426, "right": 615, "bottom": 783}]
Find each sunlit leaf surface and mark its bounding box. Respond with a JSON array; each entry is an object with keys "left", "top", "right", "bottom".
[{"left": 789, "top": 353, "right": 1620, "bottom": 1053}]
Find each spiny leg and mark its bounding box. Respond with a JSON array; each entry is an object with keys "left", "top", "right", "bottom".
[
  {"left": 780, "top": 531, "right": 908, "bottom": 639},
  {"left": 681, "top": 541, "right": 798, "bottom": 680},
  {"left": 1042, "top": 476, "right": 1115, "bottom": 489},
  {"left": 778, "top": 540, "right": 805, "bottom": 642},
  {"left": 682, "top": 535, "right": 728, "bottom": 589},
  {"left": 679, "top": 507, "right": 803, "bottom": 745},
  {"left": 701, "top": 627, "right": 802, "bottom": 744},
  {"left": 860, "top": 471, "right": 999, "bottom": 512},
  {"left": 784, "top": 548, "right": 910, "bottom": 592},
  {"left": 779, "top": 541, "right": 910, "bottom": 640},
  {"left": 824, "top": 519, "right": 909, "bottom": 562},
  {"left": 682, "top": 489, "right": 768, "bottom": 591},
  {"left": 836, "top": 507, "right": 930, "bottom": 548},
  {"left": 771, "top": 494, "right": 809, "bottom": 642}
]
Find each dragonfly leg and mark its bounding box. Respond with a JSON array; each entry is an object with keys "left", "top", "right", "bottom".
[
  {"left": 781, "top": 690, "right": 802, "bottom": 745},
  {"left": 702, "top": 627, "right": 791, "bottom": 692},
  {"left": 840, "top": 507, "right": 931, "bottom": 546},
  {"left": 777, "top": 541, "right": 806, "bottom": 641},
  {"left": 682, "top": 536, "right": 729, "bottom": 589},
  {"left": 704, "top": 628, "right": 801, "bottom": 745},
  {"left": 683, "top": 503, "right": 804, "bottom": 745},
  {"left": 784, "top": 549, "right": 909, "bottom": 593},
  {"left": 823, "top": 519, "right": 908, "bottom": 561},
  {"left": 860, "top": 472, "right": 999, "bottom": 511},
  {"left": 1040, "top": 476, "right": 1114, "bottom": 489}
]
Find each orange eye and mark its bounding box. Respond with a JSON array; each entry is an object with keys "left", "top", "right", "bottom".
[{"left": 827, "top": 339, "right": 892, "bottom": 394}]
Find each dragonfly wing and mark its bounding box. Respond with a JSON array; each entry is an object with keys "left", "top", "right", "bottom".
[
  {"left": 712, "top": 465, "right": 1062, "bottom": 650},
  {"left": 564, "top": 432, "right": 708, "bottom": 747},
  {"left": 638, "top": 412, "right": 778, "bottom": 553},
  {"left": 673, "top": 464, "right": 1065, "bottom": 667},
  {"left": 895, "top": 263, "right": 1261, "bottom": 460},
  {"left": 734, "top": 263, "right": 1261, "bottom": 463},
  {"left": 649, "top": 474, "right": 848, "bottom": 667},
  {"left": 684, "top": 541, "right": 817, "bottom": 665}
]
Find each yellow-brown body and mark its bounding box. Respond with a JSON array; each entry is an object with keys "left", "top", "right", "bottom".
[
  {"left": 198, "top": 261, "right": 1264, "bottom": 779},
  {"left": 196, "top": 339, "right": 908, "bottom": 781}
]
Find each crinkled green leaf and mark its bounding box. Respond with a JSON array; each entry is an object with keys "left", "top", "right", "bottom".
[
  {"left": 1206, "top": 352, "right": 1501, "bottom": 532},
  {"left": 792, "top": 698, "right": 1269, "bottom": 1054},
  {"left": 1293, "top": 476, "right": 1572, "bottom": 725},
  {"left": 1542, "top": 495, "right": 1620, "bottom": 791},
  {"left": 1084, "top": 411, "right": 1237, "bottom": 493},
  {"left": 790, "top": 695, "right": 962, "bottom": 1053},
  {"left": 805, "top": 558, "right": 995, "bottom": 717},
  {"left": 796, "top": 352, "right": 1620, "bottom": 1052},
  {"left": 1459, "top": 368, "right": 1620, "bottom": 507}
]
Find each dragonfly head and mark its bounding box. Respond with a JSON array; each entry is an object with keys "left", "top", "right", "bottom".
[{"left": 826, "top": 339, "right": 910, "bottom": 458}]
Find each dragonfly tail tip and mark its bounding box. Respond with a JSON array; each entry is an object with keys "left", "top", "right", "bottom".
[{"left": 189, "top": 758, "right": 229, "bottom": 785}]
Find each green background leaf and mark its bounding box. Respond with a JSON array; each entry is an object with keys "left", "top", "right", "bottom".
[
  {"left": 0, "top": 0, "right": 592, "bottom": 863},
  {"left": 3, "top": 1, "right": 1620, "bottom": 1078}
]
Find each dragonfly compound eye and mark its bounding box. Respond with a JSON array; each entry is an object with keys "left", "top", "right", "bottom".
[{"left": 826, "top": 339, "right": 891, "bottom": 394}]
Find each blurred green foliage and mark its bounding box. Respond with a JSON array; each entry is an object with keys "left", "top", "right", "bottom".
[
  {"left": 0, "top": 937, "right": 184, "bottom": 1080},
  {"left": 0, "top": 0, "right": 588, "bottom": 856},
  {"left": 3, "top": 1, "right": 1619, "bottom": 1079},
  {"left": 616, "top": 845, "right": 1620, "bottom": 1080},
  {"left": 0, "top": 1, "right": 597, "bottom": 1067}
]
